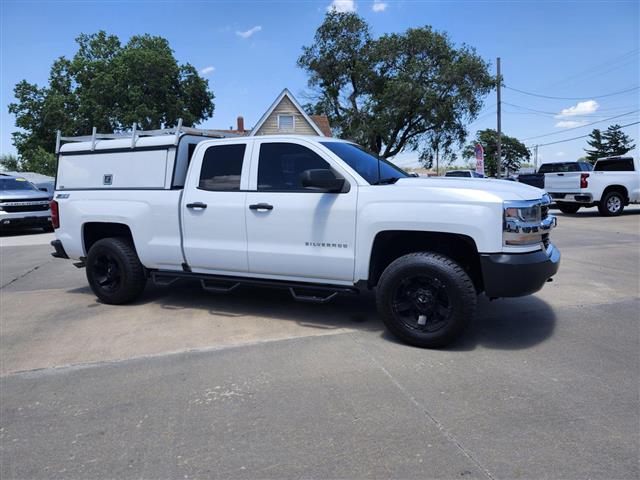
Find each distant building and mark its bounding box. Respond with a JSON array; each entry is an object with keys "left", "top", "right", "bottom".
[{"left": 219, "top": 88, "right": 332, "bottom": 137}]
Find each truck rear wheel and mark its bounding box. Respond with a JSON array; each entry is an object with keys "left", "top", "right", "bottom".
[
  {"left": 376, "top": 252, "right": 476, "bottom": 348},
  {"left": 598, "top": 190, "right": 625, "bottom": 216},
  {"left": 556, "top": 202, "right": 581, "bottom": 214},
  {"left": 86, "top": 237, "right": 146, "bottom": 304}
]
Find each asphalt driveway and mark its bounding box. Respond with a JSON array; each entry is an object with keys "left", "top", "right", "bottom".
[{"left": 1, "top": 207, "right": 638, "bottom": 479}]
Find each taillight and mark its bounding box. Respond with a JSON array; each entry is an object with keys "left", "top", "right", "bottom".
[
  {"left": 50, "top": 200, "right": 60, "bottom": 229},
  {"left": 580, "top": 173, "right": 589, "bottom": 189}
]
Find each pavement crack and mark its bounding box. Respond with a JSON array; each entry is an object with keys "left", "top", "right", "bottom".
[
  {"left": 1, "top": 260, "right": 51, "bottom": 289},
  {"left": 349, "top": 333, "right": 496, "bottom": 480}
]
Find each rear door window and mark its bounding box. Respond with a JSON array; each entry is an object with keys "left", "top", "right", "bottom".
[
  {"left": 594, "top": 158, "right": 634, "bottom": 171},
  {"left": 198, "top": 144, "right": 246, "bottom": 191}
]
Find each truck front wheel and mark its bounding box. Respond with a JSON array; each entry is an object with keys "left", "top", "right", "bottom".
[
  {"left": 376, "top": 252, "right": 476, "bottom": 348},
  {"left": 598, "top": 190, "right": 625, "bottom": 216},
  {"left": 86, "top": 237, "right": 147, "bottom": 304}
]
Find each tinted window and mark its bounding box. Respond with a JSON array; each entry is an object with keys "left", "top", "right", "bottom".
[
  {"left": 320, "top": 142, "right": 408, "bottom": 184},
  {"left": 258, "top": 143, "right": 333, "bottom": 191},
  {"left": 594, "top": 158, "right": 634, "bottom": 172},
  {"left": 579, "top": 162, "right": 593, "bottom": 171},
  {"left": 199, "top": 144, "right": 246, "bottom": 191},
  {"left": 0, "top": 177, "right": 38, "bottom": 191},
  {"left": 445, "top": 171, "right": 470, "bottom": 177},
  {"left": 539, "top": 162, "right": 581, "bottom": 173}
]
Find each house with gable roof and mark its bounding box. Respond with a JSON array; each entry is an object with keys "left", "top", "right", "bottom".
[{"left": 220, "top": 88, "right": 332, "bottom": 137}]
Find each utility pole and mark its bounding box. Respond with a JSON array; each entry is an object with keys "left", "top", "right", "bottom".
[
  {"left": 534, "top": 144, "right": 538, "bottom": 170},
  {"left": 496, "top": 57, "right": 502, "bottom": 179}
]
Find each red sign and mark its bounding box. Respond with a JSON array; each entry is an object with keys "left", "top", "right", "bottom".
[{"left": 474, "top": 143, "right": 485, "bottom": 176}]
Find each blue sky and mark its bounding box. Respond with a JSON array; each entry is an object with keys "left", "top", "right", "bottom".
[{"left": 1, "top": 0, "right": 638, "bottom": 168}]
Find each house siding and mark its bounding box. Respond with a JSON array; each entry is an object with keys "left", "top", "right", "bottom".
[{"left": 253, "top": 96, "right": 319, "bottom": 136}]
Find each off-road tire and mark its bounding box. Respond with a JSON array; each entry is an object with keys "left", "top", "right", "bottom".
[
  {"left": 376, "top": 252, "right": 476, "bottom": 348},
  {"left": 598, "top": 190, "right": 625, "bottom": 216},
  {"left": 556, "top": 202, "right": 581, "bottom": 214},
  {"left": 86, "top": 237, "right": 146, "bottom": 304}
]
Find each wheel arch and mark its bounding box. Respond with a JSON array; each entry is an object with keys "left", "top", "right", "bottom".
[
  {"left": 602, "top": 185, "right": 629, "bottom": 204},
  {"left": 366, "top": 230, "right": 483, "bottom": 291},
  {"left": 82, "top": 222, "right": 135, "bottom": 255}
]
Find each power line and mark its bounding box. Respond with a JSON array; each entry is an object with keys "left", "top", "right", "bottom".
[
  {"left": 534, "top": 121, "right": 639, "bottom": 147},
  {"left": 503, "top": 101, "right": 637, "bottom": 117},
  {"left": 545, "top": 49, "right": 639, "bottom": 89},
  {"left": 505, "top": 85, "right": 639, "bottom": 100},
  {"left": 522, "top": 110, "right": 639, "bottom": 141}
]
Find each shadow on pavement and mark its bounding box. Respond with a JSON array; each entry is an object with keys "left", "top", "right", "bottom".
[
  {"left": 448, "top": 295, "right": 556, "bottom": 351},
  {"left": 68, "top": 279, "right": 384, "bottom": 333},
  {"left": 69, "top": 279, "right": 556, "bottom": 351},
  {"left": 0, "top": 227, "right": 50, "bottom": 237}
]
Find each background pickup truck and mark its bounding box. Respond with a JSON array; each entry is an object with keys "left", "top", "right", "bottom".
[
  {"left": 51, "top": 126, "right": 559, "bottom": 348},
  {"left": 517, "top": 161, "right": 592, "bottom": 189},
  {"left": 544, "top": 156, "right": 640, "bottom": 216}
]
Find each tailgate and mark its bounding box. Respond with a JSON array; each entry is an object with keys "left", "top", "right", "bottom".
[{"left": 544, "top": 172, "right": 581, "bottom": 192}]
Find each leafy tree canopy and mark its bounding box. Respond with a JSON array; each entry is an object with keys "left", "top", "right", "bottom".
[
  {"left": 463, "top": 129, "right": 530, "bottom": 176},
  {"left": 585, "top": 125, "right": 636, "bottom": 163},
  {"left": 298, "top": 12, "right": 494, "bottom": 159},
  {"left": 0, "top": 154, "right": 20, "bottom": 172},
  {"left": 9, "top": 31, "right": 215, "bottom": 170}
]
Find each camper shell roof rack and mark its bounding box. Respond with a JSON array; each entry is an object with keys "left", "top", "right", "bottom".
[{"left": 55, "top": 118, "right": 239, "bottom": 154}]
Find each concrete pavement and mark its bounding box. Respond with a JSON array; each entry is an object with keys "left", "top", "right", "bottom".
[{"left": 1, "top": 206, "right": 639, "bottom": 479}]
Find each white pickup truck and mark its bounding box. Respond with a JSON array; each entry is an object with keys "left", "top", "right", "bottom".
[
  {"left": 51, "top": 125, "right": 560, "bottom": 348},
  {"left": 545, "top": 156, "right": 640, "bottom": 216}
]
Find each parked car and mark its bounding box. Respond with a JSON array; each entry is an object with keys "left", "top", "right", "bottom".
[
  {"left": 444, "top": 169, "right": 484, "bottom": 178},
  {"left": 518, "top": 161, "right": 592, "bottom": 189},
  {"left": 544, "top": 156, "right": 640, "bottom": 215},
  {"left": 0, "top": 174, "right": 52, "bottom": 231},
  {"left": 51, "top": 126, "right": 559, "bottom": 348}
]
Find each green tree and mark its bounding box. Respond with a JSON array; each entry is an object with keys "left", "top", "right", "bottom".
[
  {"left": 584, "top": 129, "right": 607, "bottom": 164},
  {"left": 9, "top": 31, "right": 215, "bottom": 167},
  {"left": 298, "top": 12, "right": 494, "bottom": 159},
  {"left": 0, "top": 150, "right": 57, "bottom": 177},
  {"left": 463, "top": 129, "right": 530, "bottom": 176},
  {"left": 602, "top": 124, "right": 635, "bottom": 157},
  {"left": 0, "top": 154, "right": 20, "bottom": 171}
]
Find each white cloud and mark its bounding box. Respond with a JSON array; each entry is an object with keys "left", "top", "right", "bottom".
[
  {"left": 556, "top": 100, "right": 599, "bottom": 118},
  {"left": 236, "top": 26, "right": 262, "bottom": 39},
  {"left": 555, "top": 120, "right": 588, "bottom": 128},
  {"left": 556, "top": 151, "right": 565, "bottom": 157},
  {"left": 199, "top": 66, "right": 215, "bottom": 75},
  {"left": 372, "top": 0, "right": 387, "bottom": 12},
  {"left": 327, "top": 0, "right": 356, "bottom": 12}
]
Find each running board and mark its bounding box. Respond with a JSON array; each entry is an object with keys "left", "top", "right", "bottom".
[{"left": 150, "top": 270, "right": 359, "bottom": 303}]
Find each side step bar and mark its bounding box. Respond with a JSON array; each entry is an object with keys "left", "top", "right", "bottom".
[{"left": 150, "top": 270, "right": 359, "bottom": 303}]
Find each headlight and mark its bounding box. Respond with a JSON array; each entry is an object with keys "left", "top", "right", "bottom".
[{"left": 503, "top": 197, "right": 556, "bottom": 247}]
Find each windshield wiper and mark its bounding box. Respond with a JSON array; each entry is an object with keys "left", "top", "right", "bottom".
[{"left": 373, "top": 177, "right": 400, "bottom": 185}]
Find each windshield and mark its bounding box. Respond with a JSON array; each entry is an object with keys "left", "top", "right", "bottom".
[
  {"left": 320, "top": 142, "right": 408, "bottom": 184},
  {"left": 0, "top": 177, "right": 38, "bottom": 191}
]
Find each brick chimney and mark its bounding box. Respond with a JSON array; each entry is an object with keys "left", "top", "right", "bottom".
[{"left": 237, "top": 116, "right": 245, "bottom": 132}]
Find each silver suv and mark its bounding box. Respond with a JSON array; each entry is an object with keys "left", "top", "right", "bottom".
[{"left": 0, "top": 174, "right": 52, "bottom": 231}]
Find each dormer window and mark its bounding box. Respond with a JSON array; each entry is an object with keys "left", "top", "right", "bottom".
[{"left": 277, "top": 114, "right": 295, "bottom": 132}]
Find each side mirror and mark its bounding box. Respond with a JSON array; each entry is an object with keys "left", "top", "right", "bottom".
[
  {"left": 300, "top": 169, "right": 346, "bottom": 192},
  {"left": 39, "top": 187, "right": 49, "bottom": 192}
]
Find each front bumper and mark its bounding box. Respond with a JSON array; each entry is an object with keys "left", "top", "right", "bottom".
[
  {"left": 0, "top": 211, "right": 51, "bottom": 229},
  {"left": 480, "top": 243, "right": 560, "bottom": 298}
]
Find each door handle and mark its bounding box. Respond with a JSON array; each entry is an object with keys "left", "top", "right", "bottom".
[
  {"left": 186, "top": 202, "right": 207, "bottom": 209},
  {"left": 249, "top": 203, "right": 273, "bottom": 211},
  {"left": 557, "top": 173, "right": 564, "bottom": 176}
]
